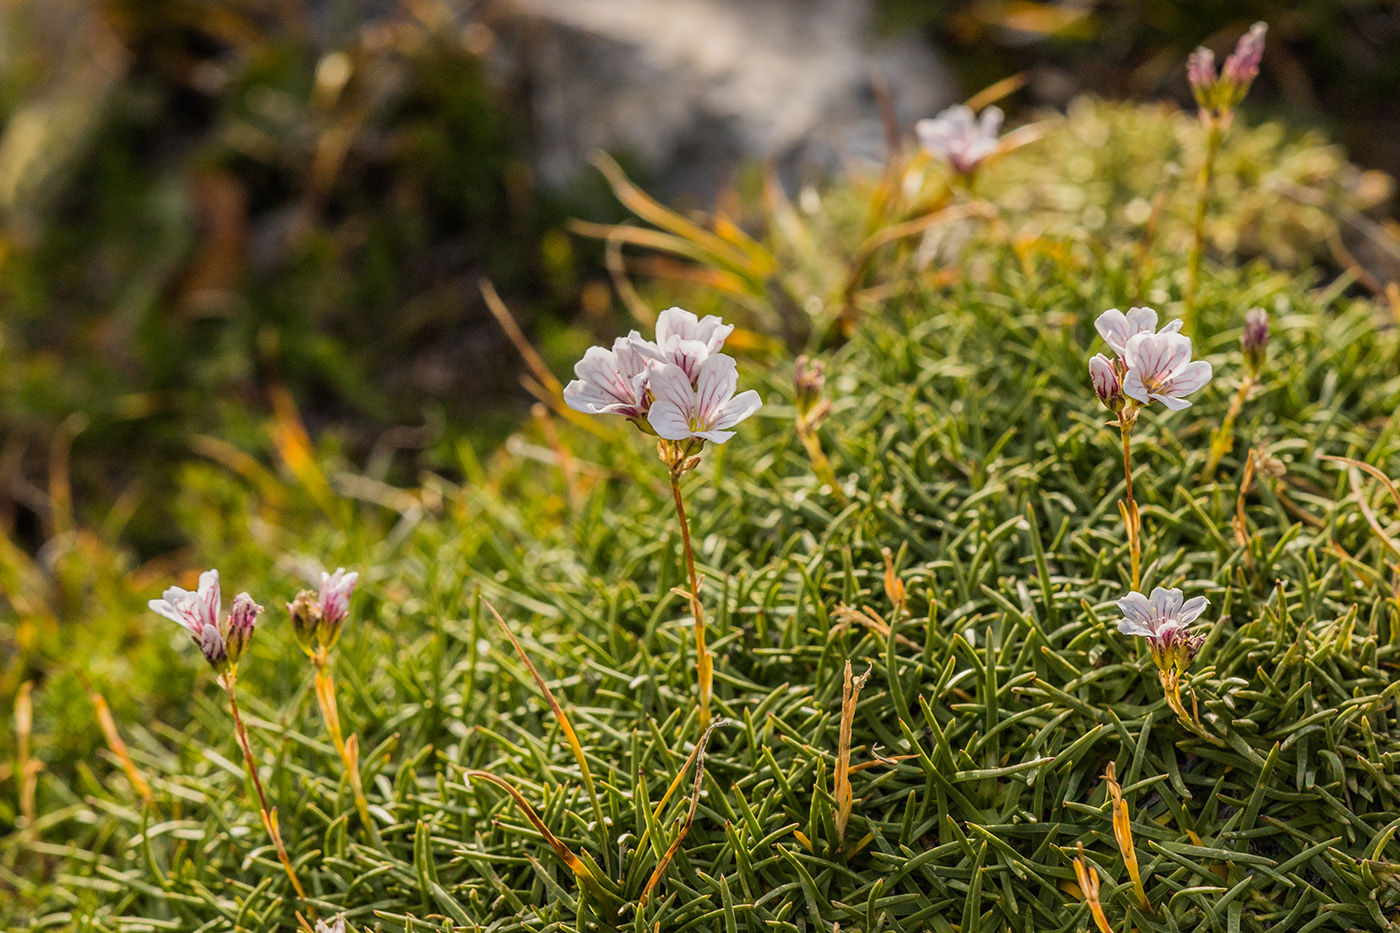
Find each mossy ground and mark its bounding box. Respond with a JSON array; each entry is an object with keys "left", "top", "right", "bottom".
[{"left": 5, "top": 100, "right": 1400, "bottom": 932}]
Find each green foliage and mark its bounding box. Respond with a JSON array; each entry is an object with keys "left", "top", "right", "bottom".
[{"left": 7, "top": 103, "right": 1400, "bottom": 931}]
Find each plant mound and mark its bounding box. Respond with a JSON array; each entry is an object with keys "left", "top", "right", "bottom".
[{"left": 8, "top": 100, "right": 1400, "bottom": 933}]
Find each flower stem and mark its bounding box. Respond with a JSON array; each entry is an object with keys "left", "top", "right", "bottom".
[
  {"left": 313, "top": 661, "right": 382, "bottom": 847},
  {"left": 797, "top": 425, "right": 847, "bottom": 504},
  {"left": 1119, "top": 418, "right": 1142, "bottom": 592},
  {"left": 1184, "top": 118, "right": 1224, "bottom": 332},
  {"left": 1157, "top": 669, "right": 1225, "bottom": 746},
  {"left": 222, "top": 673, "right": 307, "bottom": 900},
  {"left": 669, "top": 469, "right": 712, "bottom": 730},
  {"left": 1202, "top": 373, "right": 1254, "bottom": 479}
]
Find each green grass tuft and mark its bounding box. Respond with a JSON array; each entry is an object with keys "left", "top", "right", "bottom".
[{"left": 5, "top": 100, "right": 1400, "bottom": 932}]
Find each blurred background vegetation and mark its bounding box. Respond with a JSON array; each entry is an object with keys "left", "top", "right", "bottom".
[{"left": 1, "top": 0, "right": 1397, "bottom": 566}]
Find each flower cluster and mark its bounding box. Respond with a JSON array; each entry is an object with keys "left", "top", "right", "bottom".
[
  {"left": 290, "top": 568, "right": 359, "bottom": 662},
  {"left": 563, "top": 308, "right": 762, "bottom": 445},
  {"left": 915, "top": 104, "right": 1003, "bottom": 175},
  {"left": 1115, "top": 586, "right": 1208, "bottom": 675},
  {"left": 1090, "top": 307, "right": 1212, "bottom": 416},
  {"left": 1187, "top": 22, "right": 1267, "bottom": 120},
  {"left": 149, "top": 570, "right": 263, "bottom": 674}
]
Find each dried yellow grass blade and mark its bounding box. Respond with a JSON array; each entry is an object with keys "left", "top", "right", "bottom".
[
  {"left": 589, "top": 151, "right": 768, "bottom": 275},
  {"left": 87, "top": 684, "right": 153, "bottom": 803},
  {"left": 484, "top": 599, "right": 605, "bottom": 838},
  {"left": 834, "top": 661, "right": 872, "bottom": 843},
  {"left": 1104, "top": 761, "right": 1148, "bottom": 910},
  {"left": 1070, "top": 843, "right": 1114, "bottom": 933},
  {"left": 640, "top": 718, "right": 733, "bottom": 910}
]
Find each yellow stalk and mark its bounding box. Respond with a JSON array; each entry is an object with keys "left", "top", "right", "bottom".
[
  {"left": 484, "top": 599, "right": 606, "bottom": 841},
  {"left": 1071, "top": 843, "right": 1115, "bottom": 933},
  {"left": 881, "top": 547, "right": 906, "bottom": 617},
  {"left": 86, "top": 683, "right": 153, "bottom": 804},
  {"left": 464, "top": 769, "right": 616, "bottom": 910},
  {"left": 1104, "top": 762, "right": 1148, "bottom": 910},
  {"left": 15, "top": 682, "right": 39, "bottom": 829},
  {"left": 640, "top": 718, "right": 732, "bottom": 910},
  {"left": 833, "top": 661, "right": 872, "bottom": 844},
  {"left": 313, "top": 662, "right": 380, "bottom": 845}
]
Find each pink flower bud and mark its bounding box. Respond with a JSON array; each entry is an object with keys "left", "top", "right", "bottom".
[
  {"left": 225, "top": 593, "right": 262, "bottom": 666},
  {"left": 199, "top": 623, "right": 228, "bottom": 673},
  {"left": 289, "top": 590, "right": 322, "bottom": 658},
  {"left": 1222, "top": 22, "right": 1266, "bottom": 89},
  {"left": 318, "top": 568, "right": 358, "bottom": 649},
  {"left": 1089, "top": 353, "right": 1125, "bottom": 413},
  {"left": 1242, "top": 307, "right": 1269, "bottom": 374},
  {"left": 1186, "top": 47, "right": 1217, "bottom": 109}
]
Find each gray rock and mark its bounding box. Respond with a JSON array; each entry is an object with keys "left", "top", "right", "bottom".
[{"left": 482, "top": 0, "right": 954, "bottom": 200}]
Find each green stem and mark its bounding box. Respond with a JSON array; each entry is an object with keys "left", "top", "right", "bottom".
[
  {"left": 798, "top": 424, "right": 847, "bottom": 504},
  {"left": 1203, "top": 373, "right": 1254, "bottom": 479},
  {"left": 669, "top": 469, "right": 711, "bottom": 729},
  {"left": 1184, "top": 119, "right": 1224, "bottom": 331},
  {"left": 314, "top": 662, "right": 383, "bottom": 847},
  {"left": 223, "top": 674, "right": 307, "bottom": 900},
  {"left": 1120, "top": 417, "right": 1141, "bottom": 592}
]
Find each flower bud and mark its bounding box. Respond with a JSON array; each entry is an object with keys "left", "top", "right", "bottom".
[
  {"left": 1241, "top": 307, "right": 1268, "bottom": 375},
  {"left": 1089, "top": 353, "right": 1125, "bottom": 414},
  {"left": 1186, "top": 47, "right": 1217, "bottom": 110},
  {"left": 318, "top": 568, "right": 358, "bottom": 650},
  {"left": 225, "top": 593, "right": 262, "bottom": 666},
  {"left": 199, "top": 624, "right": 229, "bottom": 673},
  {"left": 289, "top": 590, "right": 322, "bottom": 657},
  {"left": 794, "top": 355, "right": 825, "bottom": 412},
  {"left": 1222, "top": 22, "right": 1266, "bottom": 90}
]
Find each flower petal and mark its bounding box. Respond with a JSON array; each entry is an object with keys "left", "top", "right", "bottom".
[
  {"left": 1124, "top": 306, "right": 1158, "bottom": 334},
  {"left": 1149, "top": 587, "right": 1184, "bottom": 617},
  {"left": 1117, "top": 618, "right": 1156, "bottom": 638},
  {"left": 1178, "top": 596, "right": 1210, "bottom": 625},
  {"left": 646, "top": 399, "right": 693, "bottom": 440},
  {"left": 1095, "top": 308, "right": 1130, "bottom": 354},
  {"left": 713, "top": 389, "right": 762, "bottom": 431},
  {"left": 1116, "top": 592, "right": 1155, "bottom": 627},
  {"left": 647, "top": 362, "right": 697, "bottom": 415},
  {"left": 1150, "top": 392, "right": 1192, "bottom": 411},
  {"left": 1161, "top": 359, "right": 1212, "bottom": 397},
  {"left": 1121, "top": 369, "right": 1150, "bottom": 405},
  {"left": 694, "top": 354, "right": 739, "bottom": 422},
  {"left": 198, "top": 570, "right": 221, "bottom": 630}
]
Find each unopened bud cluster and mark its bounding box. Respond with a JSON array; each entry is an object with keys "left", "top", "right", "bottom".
[
  {"left": 291, "top": 568, "right": 360, "bottom": 663},
  {"left": 1187, "top": 23, "right": 1266, "bottom": 124}
]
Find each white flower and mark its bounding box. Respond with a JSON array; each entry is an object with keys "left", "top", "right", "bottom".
[
  {"left": 1122, "top": 331, "right": 1212, "bottom": 411},
  {"left": 641, "top": 307, "right": 734, "bottom": 381},
  {"left": 1116, "top": 587, "right": 1209, "bottom": 639},
  {"left": 915, "top": 105, "right": 1003, "bottom": 174},
  {"left": 314, "top": 918, "right": 348, "bottom": 933},
  {"left": 149, "top": 569, "right": 221, "bottom": 640},
  {"left": 1116, "top": 586, "right": 1209, "bottom": 672},
  {"left": 1095, "top": 307, "right": 1183, "bottom": 357},
  {"left": 646, "top": 354, "right": 762, "bottom": 443},
  {"left": 563, "top": 336, "right": 653, "bottom": 419}
]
